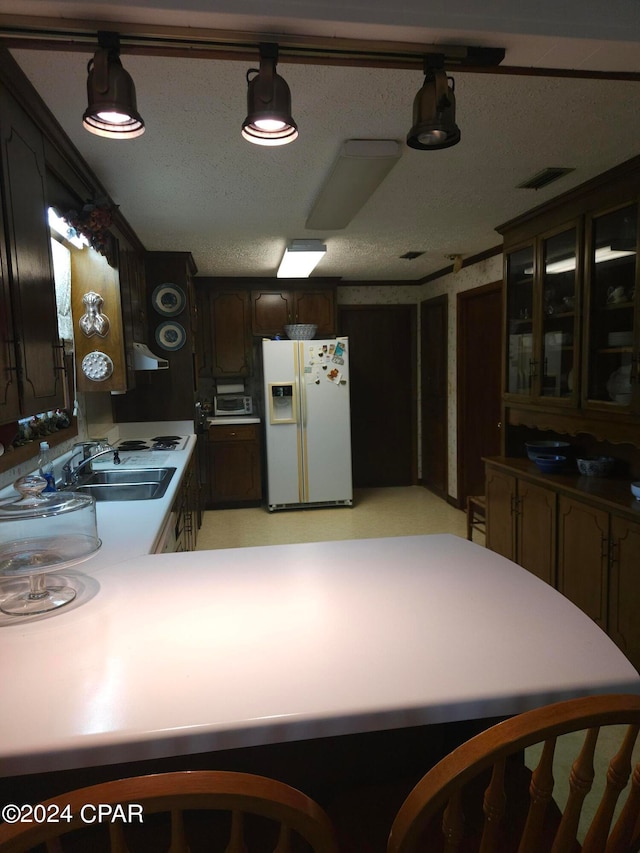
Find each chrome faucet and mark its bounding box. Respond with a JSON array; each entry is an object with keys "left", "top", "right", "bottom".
[{"left": 62, "top": 441, "right": 121, "bottom": 486}]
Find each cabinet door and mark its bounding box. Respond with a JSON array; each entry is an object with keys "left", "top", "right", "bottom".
[
  {"left": 557, "top": 496, "right": 608, "bottom": 628},
  {"left": 583, "top": 203, "right": 638, "bottom": 411},
  {"left": 209, "top": 290, "right": 251, "bottom": 376},
  {"left": 608, "top": 514, "right": 640, "bottom": 669},
  {"left": 485, "top": 467, "right": 516, "bottom": 560},
  {"left": 505, "top": 244, "right": 535, "bottom": 397},
  {"left": 0, "top": 88, "right": 64, "bottom": 415},
  {"left": 516, "top": 480, "right": 556, "bottom": 585},
  {"left": 294, "top": 290, "right": 335, "bottom": 335},
  {"left": 539, "top": 225, "right": 579, "bottom": 405},
  {"left": 0, "top": 204, "right": 20, "bottom": 422},
  {"left": 252, "top": 290, "right": 293, "bottom": 335},
  {"left": 209, "top": 440, "right": 261, "bottom": 503}
]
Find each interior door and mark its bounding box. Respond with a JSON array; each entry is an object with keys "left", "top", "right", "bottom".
[
  {"left": 457, "top": 281, "right": 503, "bottom": 503},
  {"left": 338, "top": 304, "right": 417, "bottom": 487},
  {"left": 421, "top": 295, "right": 448, "bottom": 497}
]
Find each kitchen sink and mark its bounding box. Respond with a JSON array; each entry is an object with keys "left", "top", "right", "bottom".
[{"left": 66, "top": 467, "right": 176, "bottom": 501}]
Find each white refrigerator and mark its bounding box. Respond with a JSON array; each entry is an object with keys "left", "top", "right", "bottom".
[{"left": 262, "top": 338, "right": 353, "bottom": 511}]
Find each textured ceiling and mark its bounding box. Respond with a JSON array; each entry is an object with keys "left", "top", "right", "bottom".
[{"left": 3, "top": 1, "right": 640, "bottom": 280}]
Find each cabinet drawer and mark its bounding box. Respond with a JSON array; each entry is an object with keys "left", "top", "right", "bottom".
[{"left": 209, "top": 424, "right": 259, "bottom": 442}]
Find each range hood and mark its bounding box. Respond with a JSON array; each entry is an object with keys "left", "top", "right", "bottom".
[{"left": 132, "top": 342, "right": 168, "bottom": 370}]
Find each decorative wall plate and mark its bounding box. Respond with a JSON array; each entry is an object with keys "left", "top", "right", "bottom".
[
  {"left": 155, "top": 321, "right": 186, "bottom": 351},
  {"left": 81, "top": 350, "right": 114, "bottom": 382},
  {"left": 152, "top": 283, "right": 186, "bottom": 316}
]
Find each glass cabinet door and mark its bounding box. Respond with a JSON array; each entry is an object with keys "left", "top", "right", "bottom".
[
  {"left": 585, "top": 204, "right": 638, "bottom": 408},
  {"left": 506, "top": 245, "right": 535, "bottom": 396},
  {"left": 540, "top": 227, "right": 579, "bottom": 401}
]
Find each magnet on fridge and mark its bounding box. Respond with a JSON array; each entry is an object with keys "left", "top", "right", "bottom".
[
  {"left": 327, "top": 368, "right": 342, "bottom": 383},
  {"left": 335, "top": 342, "right": 345, "bottom": 357},
  {"left": 329, "top": 343, "right": 335, "bottom": 355}
]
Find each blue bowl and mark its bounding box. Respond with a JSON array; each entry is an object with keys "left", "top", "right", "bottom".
[{"left": 534, "top": 454, "right": 567, "bottom": 474}]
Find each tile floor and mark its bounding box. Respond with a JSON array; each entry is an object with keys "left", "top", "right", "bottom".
[
  {"left": 196, "top": 485, "right": 472, "bottom": 551},
  {"left": 197, "top": 486, "right": 636, "bottom": 844}
]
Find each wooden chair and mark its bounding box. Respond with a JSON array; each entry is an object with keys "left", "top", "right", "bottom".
[
  {"left": 0, "top": 769, "right": 339, "bottom": 852},
  {"left": 388, "top": 693, "right": 640, "bottom": 853},
  {"left": 466, "top": 495, "right": 486, "bottom": 541}
]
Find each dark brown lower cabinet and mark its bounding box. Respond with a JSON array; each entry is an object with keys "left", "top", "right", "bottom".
[
  {"left": 208, "top": 424, "right": 262, "bottom": 506},
  {"left": 609, "top": 515, "right": 640, "bottom": 665},
  {"left": 485, "top": 467, "right": 555, "bottom": 585},
  {"left": 174, "top": 452, "right": 199, "bottom": 552},
  {"left": 485, "top": 457, "right": 640, "bottom": 671},
  {"left": 557, "top": 496, "right": 608, "bottom": 629}
]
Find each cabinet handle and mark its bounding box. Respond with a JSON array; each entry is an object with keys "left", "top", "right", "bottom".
[
  {"left": 511, "top": 495, "right": 520, "bottom": 517},
  {"left": 632, "top": 355, "right": 640, "bottom": 384},
  {"left": 600, "top": 534, "right": 608, "bottom": 562},
  {"left": 528, "top": 359, "right": 538, "bottom": 378},
  {"left": 609, "top": 538, "right": 619, "bottom": 568}
]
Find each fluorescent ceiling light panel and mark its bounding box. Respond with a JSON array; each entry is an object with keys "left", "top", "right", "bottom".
[
  {"left": 542, "top": 246, "right": 635, "bottom": 274},
  {"left": 306, "top": 139, "right": 402, "bottom": 230},
  {"left": 277, "top": 239, "right": 327, "bottom": 278}
]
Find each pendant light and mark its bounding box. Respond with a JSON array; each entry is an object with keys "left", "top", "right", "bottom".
[
  {"left": 83, "top": 31, "right": 145, "bottom": 139},
  {"left": 242, "top": 43, "right": 298, "bottom": 146},
  {"left": 407, "top": 55, "right": 460, "bottom": 150}
]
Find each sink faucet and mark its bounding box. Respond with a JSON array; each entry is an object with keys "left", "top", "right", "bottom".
[{"left": 62, "top": 442, "right": 121, "bottom": 486}]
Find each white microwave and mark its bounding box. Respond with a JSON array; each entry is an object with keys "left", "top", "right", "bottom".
[{"left": 213, "top": 395, "right": 253, "bottom": 416}]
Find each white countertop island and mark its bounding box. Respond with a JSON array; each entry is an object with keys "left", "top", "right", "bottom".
[{"left": 1, "top": 534, "right": 638, "bottom": 777}]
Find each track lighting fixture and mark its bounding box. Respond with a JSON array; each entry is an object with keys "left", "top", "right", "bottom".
[
  {"left": 83, "top": 31, "right": 145, "bottom": 139},
  {"left": 242, "top": 43, "right": 298, "bottom": 146},
  {"left": 407, "top": 55, "right": 460, "bottom": 150}
]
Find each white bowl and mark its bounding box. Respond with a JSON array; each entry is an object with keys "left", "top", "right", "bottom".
[
  {"left": 631, "top": 482, "right": 640, "bottom": 500},
  {"left": 284, "top": 324, "right": 318, "bottom": 340}
]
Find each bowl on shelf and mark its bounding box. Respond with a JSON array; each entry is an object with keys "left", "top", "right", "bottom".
[
  {"left": 607, "top": 330, "right": 634, "bottom": 347},
  {"left": 533, "top": 454, "right": 567, "bottom": 474},
  {"left": 525, "top": 440, "right": 571, "bottom": 461},
  {"left": 284, "top": 324, "right": 318, "bottom": 340},
  {"left": 576, "top": 456, "right": 615, "bottom": 477},
  {"left": 631, "top": 482, "right": 640, "bottom": 500}
]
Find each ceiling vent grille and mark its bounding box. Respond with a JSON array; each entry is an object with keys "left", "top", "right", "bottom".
[
  {"left": 400, "top": 251, "right": 424, "bottom": 260},
  {"left": 517, "top": 167, "right": 575, "bottom": 190}
]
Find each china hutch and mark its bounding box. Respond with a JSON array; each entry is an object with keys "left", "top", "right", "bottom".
[{"left": 485, "top": 155, "right": 640, "bottom": 670}]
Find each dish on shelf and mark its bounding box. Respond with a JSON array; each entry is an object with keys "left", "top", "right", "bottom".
[
  {"left": 155, "top": 321, "right": 186, "bottom": 351},
  {"left": 534, "top": 454, "right": 567, "bottom": 474},
  {"left": 576, "top": 457, "right": 614, "bottom": 477},
  {"left": 525, "top": 440, "right": 571, "bottom": 461},
  {"left": 151, "top": 283, "right": 186, "bottom": 316},
  {"left": 606, "top": 363, "right": 632, "bottom": 403},
  {"left": 607, "top": 331, "right": 633, "bottom": 347}
]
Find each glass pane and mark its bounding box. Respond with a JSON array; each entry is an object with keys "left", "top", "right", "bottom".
[
  {"left": 587, "top": 204, "right": 637, "bottom": 405},
  {"left": 541, "top": 228, "right": 578, "bottom": 398},
  {"left": 506, "top": 246, "right": 534, "bottom": 395}
]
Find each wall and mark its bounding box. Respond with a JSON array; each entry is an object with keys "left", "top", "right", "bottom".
[{"left": 337, "top": 252, "right": 502, "bottom": 499}]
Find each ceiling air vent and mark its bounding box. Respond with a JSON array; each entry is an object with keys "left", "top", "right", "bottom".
[
  {"left": 517, "top": 167, "right": 575, "bottom": 190},
  {"left": 400, "top": 251, "right": 424, "bottom": 260}
]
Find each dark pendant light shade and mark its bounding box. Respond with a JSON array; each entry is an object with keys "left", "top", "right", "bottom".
[
  {"left": 407, "top": 57, "right": 460, "bottom": 151},
  {"left": 83, "top": 32, "right": 145, "bottom": 139},
  {"left": 242, "top": 43, "right": 298, "bottom": 146}
]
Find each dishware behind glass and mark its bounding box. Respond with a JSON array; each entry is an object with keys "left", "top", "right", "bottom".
[{"left": 0, "top": 476, "right": 100, "bottom": 615}]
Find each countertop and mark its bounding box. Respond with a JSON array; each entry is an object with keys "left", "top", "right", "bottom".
[
  {"left": 1, "top": 534, "right": 637, "bottom": 777},
  {"left": 0, "top": 425, "right": 198, "bottom": 579}
]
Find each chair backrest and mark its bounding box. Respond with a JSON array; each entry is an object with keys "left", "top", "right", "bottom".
[
  {"left": 388, "top": 693, "right": 640, "bottom": 853},
  {"left": 0, "top": 769, "right": 339, "bottom": 852}
]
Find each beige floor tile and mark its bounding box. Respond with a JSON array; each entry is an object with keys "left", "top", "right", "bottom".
[{"left": 196, "top": 486, "right": 474, "bottom": 550}]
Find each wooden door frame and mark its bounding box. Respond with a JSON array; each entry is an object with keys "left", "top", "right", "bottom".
[{"left": 456, "top": 280, "right": 503, "bottom": 507}]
